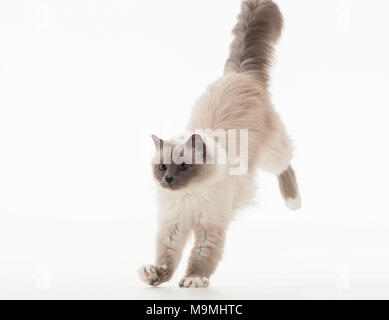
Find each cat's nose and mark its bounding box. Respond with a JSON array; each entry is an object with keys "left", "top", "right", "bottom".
[{"left": 165, "top": 176, "right": 173, "bottom": 184}]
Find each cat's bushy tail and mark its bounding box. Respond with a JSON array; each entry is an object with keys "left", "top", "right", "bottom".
[{"left": 224, "top": 0, "right": 283, "bottom": 85}]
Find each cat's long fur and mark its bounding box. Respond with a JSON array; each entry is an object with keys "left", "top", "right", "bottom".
[{"left": 139, "top": 0, "right": 301, "bottom": 288}]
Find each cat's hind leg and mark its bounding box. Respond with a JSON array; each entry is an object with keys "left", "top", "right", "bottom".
[
  {"left": 257, "top": 112, "right": 301, "bottom": 210},
  {"left": 278, "top": 165, "right": 301, "bottom": 210}
]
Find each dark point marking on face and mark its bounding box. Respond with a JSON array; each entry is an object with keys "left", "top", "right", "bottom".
[
  {"left": 153, "top": 162, "right": 204, "bottom": 190},
  {"left": 151, "top": 134, "right": 210, "bottom": 190}
]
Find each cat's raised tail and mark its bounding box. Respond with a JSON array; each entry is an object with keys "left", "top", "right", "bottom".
[
  {"left": 278, "top": 166, "right": 301, "bottom": 211},
  {"left": 224, "top": 0, "right": 283, "bottom": 85}
]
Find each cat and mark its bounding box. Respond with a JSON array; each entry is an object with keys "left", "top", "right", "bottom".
[{"left": 138, "top": 0, "right": 300, "bottom": 288}]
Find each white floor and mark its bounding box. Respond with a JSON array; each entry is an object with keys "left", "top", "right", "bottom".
[
  {"left": 3, "top": 276, "right": 389, "bottom": 300},
  {"left": 1, "top": 218, "right": 389, "bottom": 300}
]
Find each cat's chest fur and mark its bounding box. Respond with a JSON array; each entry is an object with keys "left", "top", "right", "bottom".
[{"left": 157, "top": 183, "right": 234, "bottom": 226}]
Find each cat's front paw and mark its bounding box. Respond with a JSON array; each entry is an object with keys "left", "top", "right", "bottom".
[
  {"left": 179, "top": 276, "right": 209, "bottom": 288},
  {"left": 138, "top": 264, "right": 168, "bottom": 287}
]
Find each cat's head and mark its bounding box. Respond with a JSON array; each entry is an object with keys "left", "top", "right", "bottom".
[{"left": 151, "top": 134, "right": 222, "bottom": 191}]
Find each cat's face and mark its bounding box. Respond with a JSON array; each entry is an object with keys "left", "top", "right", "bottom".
[
  {"left": 151, "top": 134, "right": 212, "bottom": 191},
  {"left": 153, "top": 162, "right": 204, "bottom": 190}
]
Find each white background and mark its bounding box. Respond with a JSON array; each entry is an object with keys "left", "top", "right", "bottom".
[{"left": 1, "top": 0, "right": 389, "bottom": 299}]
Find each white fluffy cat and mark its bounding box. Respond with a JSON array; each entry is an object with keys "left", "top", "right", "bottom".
[{"left": 139, "top": 0, "right": 300, "bottom": 288}]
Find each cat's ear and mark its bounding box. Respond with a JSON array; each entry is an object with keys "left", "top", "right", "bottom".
[
  {"left": 185, "top": 134, "right": 206, "bottom": 162},
  {"left": 151, "top": 135, "right": 170, "bottom": 150}
]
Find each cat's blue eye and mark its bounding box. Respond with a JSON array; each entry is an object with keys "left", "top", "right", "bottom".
[
  {"left": 178, "top": 163, "right": 189, "bottom": 171},
  {"left": 159, "top": 164, "right": 167, "bottom": 171}
]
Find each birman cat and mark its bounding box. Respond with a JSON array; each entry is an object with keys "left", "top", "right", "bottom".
[{"left": 138, "top": 0, "right": 300, "bottom": 288}]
